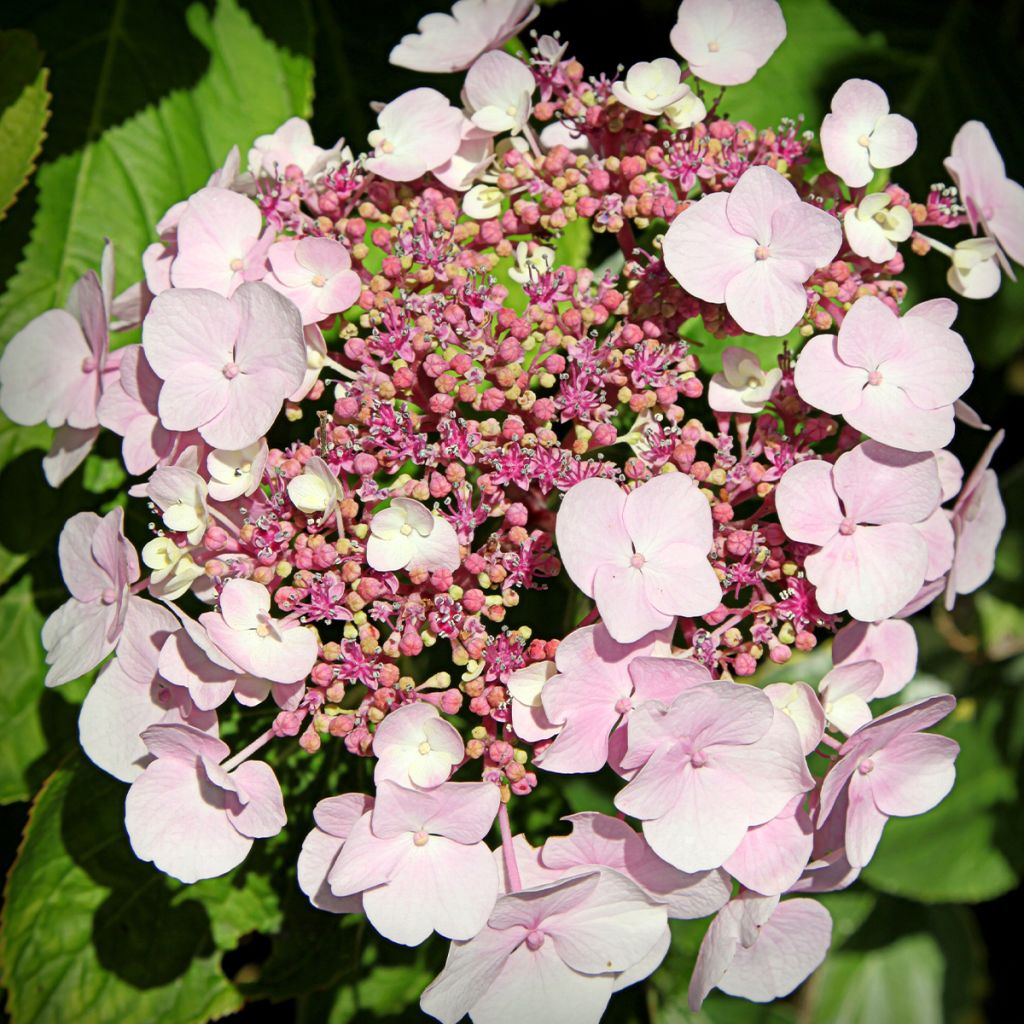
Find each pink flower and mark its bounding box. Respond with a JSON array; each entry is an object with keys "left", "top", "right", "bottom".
[
  {"left": 945, "top": 121, "right": 1024, "bottom": 269},
  {"left": 832, "top": 618, "right": 917, "bottom": 698},
  {"left": 708, "top": 345, "right": 782, "bottom": 414},
  {"left": 818, "top": 695, "right": 958, "bottom": 867},
  {"left": 817, "top": 661, "right": 883, "bottom": 735},
  {"left": 170, "top": 187, "right": 271, "bottom": 296},
  {"left": 97, "top": 346, "right": 203, "bottom": 476},
  {"left": 775, "top": 441, "right": 942, "bottom": 621},
  {"left": 464, "top": 51, "right": 536, "bottom": 135},
  {"left": 540, "top": 812, "right": 731, "bottom": 920},
  {"left": 536, "top": 626, "right": 702, "bottom": 774},
  {"left": 372, "top": 702, "right": 465, "bottom": 789},
  {"left": 614, "top": 680, "right": 812, "bottom": 872},
  {"left": 506, "top": 660, "right": 561, "bottom": 742},
  {"left": 125, "top": 723, "right": 286, "bottom": 883},
  {"left": 298, "top": 793, "right": 374, "bottom": 913},
  {"left": 78, "top": 599, "right": 216, "bottom": 782},
  {"left": 42, "top": 508, "right": 140, "bottom": 688},
  {"left": 265, "top": 237, "right": 362, "bottom": 324},
  {"left": 722, "top": 795, "right": 814, "bottom": 896},
  {"left": 763, "top": 683, "right": 825, "bottom": 756},
  {"left": 328, "top": 780, "right": 500, "bottom": 945},
  {"left": 611, "top": 58, "right": 693, "bottom": 117},
  {"left": 248, "top": 117, "right": 349, "bottom": 179},
  {"left": 820, "top": 79, "right": 917, "bottom": 188},
  {"left": 389, "top": 0, "right": 539, "bottom": 74},
  {"left": 366, "top": 497, "right": 461, "bottom": 573},
  {"left": 0, "top": 264, "right": 120, "bottom": 485},
  {"left": 420, "top": 869, "right": 667, "bottom": 1024},
  {"left": 142, "top": 282, "right": 307, "bottom": 450},
  {"left": 662, "top": 166, "right": 842, "bottom": 337},
  {"left": 555, "top": 473, "right": 721, "bottom": 644},
  {"left": 200, "top": 578, "right": 318, "bottom": 685},
  {"left": 366, "top": 89, "right": 465, "bottom": 182},
  {"left": 945, "top": 428, "right": 1006, "bottom": 609},
  {"left": 688, "top": 894, "right": 832, "bottom": 1009},
  {"left": 794, "top": 296, "right": 973, "bottom": 452},
  {"left": 433, "top": 122, "right": 495, "bottom": 192},
  {"left": 670, "top": 0, "right": 786, "bottom": 86}
]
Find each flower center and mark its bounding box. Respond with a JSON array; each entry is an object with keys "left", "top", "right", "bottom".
[
  {"left": 100, "top": 587, "right": 118, "bottom": 605},
  {"left": 229, "top": 257, "right": 244, "bottom": 271},
  {"left": 525, "top": 929, "right": 545, "bottom": 951},
  {"left": 867, "top": 370, "right": 883, "bottom": 386},
  {"left": 857, "top": 133, "right": 871, "bottom": 148},
  {"left": 381, "top": 140, "right": 395, "bottom": 154},
  {"left": 505, "top": 104, "right": 518, "bottom": 116},
  {"left": 707, "top": 40, "right": 720, "bottom": 52},
  {"left": 413, "top": 831, "right": 430, "bottom": 846},
  {"left": 858, "top": 758, "right": 874, "bottom": 775},
  {"left": 614, "top": 697, "right": 632, "bottom": 716},
  {"left": 311, "top": 273, "right": 326, "bottom": 287},
  {"left": 839, "top": 517, "right": 857, "bottom": 536},
  {"left": 418, "top": 741, "right": 432, "bottom": 755},
  {"left": 754, "top": 244, "right": 771, "bottom": 261},
  {"left": 400, "top": 523, "right": 413, "bottom": 536},
  {"left": 690, "top": 750, "right": 708, "bottom": 768},
  {"left": 629, "top": 552, "right": 646, "bottom": 569},
  {"left": 644, "top": 89, "right": 659, "bottom": 100},
  {"left": 222, "top": 361, "right": 240, "bottom": 379},
  {"left": 746, "top": 376, "right": 761, "bottom": 389},
  {"left": 81, "top": 356, "right": 98, "bottom": 374}
]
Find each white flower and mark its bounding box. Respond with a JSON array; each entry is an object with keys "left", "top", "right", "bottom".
[
  {"left": 142, "top": 538, "right": 205, "bottom": 601},
  {"left": 842, "top": 193, "right": 913, "bottom": 264},
  {"left": 708, "top": 346, "right": 782, "bottom": 415},
  {"left": 287, "top": 456, "right": 343, "bottom": 518},
  {"left": 507, "top": 242, "right": 555, "bottom": 285},
  {"left": 463, "top": 183, "right": 504, "bottom": 219},
  {"left": 948, "top": 237, "right": 1001, "bottom": 299},
  {"left": 665, "top": 89, "right": 707, "bottom": 130},
  {"left": 463, "top": 50, "right": 536, "bottom": 136},
  {"left": 366, "top": 497, "right": 460, "bottom": 573},
  {"left": 207, "top": 441, "right": 268, "bottom": 502},
  {"left": 611, "top": 58, "right": 690, "bottom": 116}
]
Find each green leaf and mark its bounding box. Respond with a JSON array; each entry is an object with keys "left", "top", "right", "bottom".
[
  {"left": 0, "top": 577, "right": 50, "bottom": 803},
  {"left": 0, "top": 757, "right": 283, "bottom": 1023},
  {"left": 722, "top": 0, "right": 885, "bottom": 129},
  {"left": 319, "top": 964, "right": 435, "bottom": 1023},
  {"left": 554, "top": 217, "right": 593, "bottom": 270},
  {"left": 0, "top": 31, "right": 50, "bottom": 221},
  {"left": 862, "top": 700, "right": 1021, "bottom": 903},
  {"left": 0, "top": 0, "right": 314, "bottom": 344}
]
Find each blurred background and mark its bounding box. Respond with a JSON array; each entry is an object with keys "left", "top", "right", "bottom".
[{"left": 0, "top": 0, "right": 1021, "bottom": 1021}]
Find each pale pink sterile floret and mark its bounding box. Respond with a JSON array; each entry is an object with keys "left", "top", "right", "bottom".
[
  {"left": 366, "top": 496, "right": 461, "bottom": 573},
  {"left": 832, "top": 618, "right": 917, "bottom": 699},
  {"left": 125, "top": 722, "right": 286, "bottom": 883},
  {"left": 614, "top": 680, "right": 813, "bottom": 873},
  {"left": 265, "top": 237, "right": 361, "bottom": 325},
  {"left": 817, "top": 694, "right": 958, "bottom": 868},
  {"left": 298, "top": 794, "right": 374, "bottom": 913},
  {"left": 820, "top": 79, "right": 917, "bottom": 188},
  {"left": 0, "top": 262, "right": 121, "bottom": 485},
  {"left": 78, "top": 598, "right": 217, "bottom": 783},
  {"left": 775, "top": 441, "right": 942, "bottom": 622},
  {"left": 463, "top": 50, "right": 536, "bottom": 136},
  {"left": 328, "top": 780, "right": 500, "bottom": 945},
  {"left": 506, "top": 660, "right": 561, "bottom": 742},
  {"left": 366, "top": 89, "right": 465, "bottom": 182},
  {"left": 722, "top": 793, "right": 814, "bottom": 896},
  {"left": 140, "top": 462, "right": 210, "bottom": 546},
  {"left": 420, "top": 868, "right": 668, "bottom": 1024},
  {"left": 372, "top": 701, "right": 466, "bottom": 789},
  {"left": 669, "top": 0, "right": 786, "bottom": 87},
  {"left": 433, "top": 121, "right": 496, "bottom": 192},
  {"left": 662, "top": 166, "right": 842, "bottom": 337},
  {"left": 555, "top": 473, "right": 721, "bottom": 644},
  {"left": 611, "top": 58, "right": 691, "bottom": 117},
  {"left": 169, "top": 187, "right": 271, "bottom": 296},
  {"left": 200, "top": 578, "right": 318, "bottom": 686},
  {"left": 97, "top": 346, "right": 204, "bottom": 476},
  {"left": 248, "top": 117, "right": 350, "bottom": 179},
  {"left": 794, "top": 295, "right": 974, "bottom": 452},
  {"left": 708, "top": 345, "right": 783, "bottom": 414},
  {"left": 159, "top": 605, "right": 302, "bottom": 712},
  {"left": 540, "top": 812, "right": 731, "bottom": 921},
  {"left": 945, "top": 120, "right": 1024, "bottom": 270},
  {"left": 945, "top": 428, "right": 1006, "bottom": 610},
  {"left": 142, "top": 281, "right": 307, "bottom": 451},
  {"left": 817, "top": 660, "right": 883, "bottom": 735},
  {"left": 763, "top": 683, "right": 825, "bottom": 756},
  {"left": 688, "top": 893, "right": 832, "bottom": 1010},
  {"left": 536, "top": 626, "right": 701, "bottom": 774},
  {"left": 389, "top": 0, "right": 539, "bottom": 73},
  {"left": 41, "top": 508, "right": 140, "bottom": 688}
]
